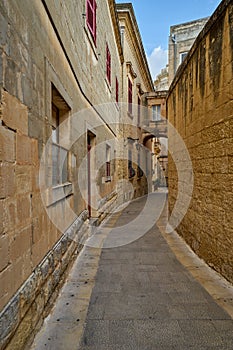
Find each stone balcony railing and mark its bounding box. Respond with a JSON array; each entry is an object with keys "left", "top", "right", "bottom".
[{"left": 141, "top": 119, "right": 168, "bottom": 138}]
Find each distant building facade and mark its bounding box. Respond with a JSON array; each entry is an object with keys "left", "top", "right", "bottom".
[
  {"left": 144, "top": 90, "right": 168, "bottom": 188},
  {"left": 147, "top": 16, "right": 210, "bottom": 186},
  {"left": 168, "top": 17, "right": 209, "bottom": 84},
  {"left": 154, "top": 65, "right": 169, "bottom": 91}
]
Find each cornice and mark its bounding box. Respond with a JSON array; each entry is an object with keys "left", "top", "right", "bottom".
[{"left": 116, "top": 3, "right": 154, "bottom": 92}]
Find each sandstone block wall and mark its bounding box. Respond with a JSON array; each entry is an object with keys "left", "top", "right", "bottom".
[
  {"left": 167, "top": 0, "right": 233, "bottom": 283},
  {"left": 0, "top": 0, "right": 124, "bottom": 348},
  {"left": 116, "top": 4, "right": 154, "bottom": 200}
]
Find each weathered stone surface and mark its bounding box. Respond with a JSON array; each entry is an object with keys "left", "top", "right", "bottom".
[
  {"left": 16, "top": 195, "right": 31, "bottom": 227},
  {"left": 3, "top": 197, "right": 16, "bottom": 234},
  {"left": 0, "top": 213, "right": 89, "bottom": 349},
  {"left": 0, "top": 234, "right": 9, "bottom": 272},
  {"left": 0, "top": 163, "right": 15, "bottom": 199},
  {"left": 0, "top": 295, "right": 20, "bottom": 349},
  {"left": 0, "top": 126, "right": 15, "bottom": 162},
  {"left": 1, "top": 90, "right": 28, "bottom": 135},
  {"left": 168, "top": 1, "right": 233, "bottom": 284},
  {"left": 16, "top": 134, "right": 33, "bottom": 165},
  {"left": 0, "top": 0, "right": 153, "bottom": 348},
  {"left": 10, "top": 226, "right": 31, "bottom": 263}
]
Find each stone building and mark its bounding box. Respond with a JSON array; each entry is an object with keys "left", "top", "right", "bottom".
[
  {"left": 168, "top": 16, "right": 209, "bottom": 84},
  {"left": 116, "top": 3, "right": 154, "bottom": 199},
  {"left": 154, "top": 65, "right": 169, "bottom": 91},
  {"left": 142, "top": 90, "right": 168, "bottom": 189},
  {"left": 0, "top": 1, "right": 153, "bottom": 348},
  {"left": 147, "top": 16, "right": 211, "bottom": 188},
  {"left": 167, "top": 0, "right": 233, "bottom": 284}
]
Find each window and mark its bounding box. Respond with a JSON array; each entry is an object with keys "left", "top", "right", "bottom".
[
  {"left": 106, "top": 144, "right": 111, "bottom": 181},
  {"left": 106, "top": 44, "right": 111, "bottom": 85},
  {"left": 180, "top": 51, "right": 188, "bottom": 63},
  {"left": 87, "top": 0, "right": 97, "bottom": 44},
  {"left": 128, "top": 78, "right": 132, "bottom": 114},
  {"left": 137, "top": 96, "right": 141, "bottom": 126},
  {"left": 51, "top": 86, "right": 70, "bottom": 186},
  {"left": 152, "top": 105, "right": 161, "bottom": 121},
  {"left": 116, "top": 77, "right": 119, "bottom": 104}
]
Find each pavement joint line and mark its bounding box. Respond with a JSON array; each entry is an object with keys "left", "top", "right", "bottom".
[{"left": 157, "top": 204, "right": 233, "bottom": 320}]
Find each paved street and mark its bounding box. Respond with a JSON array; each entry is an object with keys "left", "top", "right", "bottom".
[{"left": 31, "top": 193, "right": 233, "bottom": 350}]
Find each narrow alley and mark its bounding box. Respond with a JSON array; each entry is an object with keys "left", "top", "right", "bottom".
[
  {"left": 1, "top": 1, "right": 233, "bottom": 349},
  {"left": 31, "top": 193, "right": 233, "bottom": 350}
]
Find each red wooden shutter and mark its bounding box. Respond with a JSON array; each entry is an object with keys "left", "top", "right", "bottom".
[
  {"left": 137, "top": 96, "right": 141, "bottom": 125},
  {"left": 87, "top": 0, "right": 96, "bottom": 43},
  {"left": 116, "top": 77, "right": 119, "bottom": 103},
  {"left": 106, "top": 44, "right": 111, "bottom": 84},
  {"left": 128, "top": 78, "right": 132, "bottom": 114}
]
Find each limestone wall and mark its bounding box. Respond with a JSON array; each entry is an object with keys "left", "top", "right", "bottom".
[
  {"left": 116, "top": 4, "right": 154, "bottom": 200},
  {"left": 0, "top": 0, "right": 123, "bottom": 348},
  {"left": 168, "top": 17, "right": 209, "bottom": 84},
  {"left": 167, "top": 0, "right": 233, "bottom": 283}
]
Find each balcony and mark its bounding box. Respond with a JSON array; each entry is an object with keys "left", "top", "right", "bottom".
[{"left": 141, "top": 118, "right": 168, "bottom": 138}]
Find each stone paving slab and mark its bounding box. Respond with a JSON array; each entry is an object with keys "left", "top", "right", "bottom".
[
  {"left": 31, "top": 194, "right": 233, "bottom": 350},
  {"left": 78, "top": 194, "right": 233, "bottom": 350}
]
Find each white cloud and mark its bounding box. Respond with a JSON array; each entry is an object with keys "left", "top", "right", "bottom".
[{"left": 147, "top": 46, "right": 168, "bottom": 80}]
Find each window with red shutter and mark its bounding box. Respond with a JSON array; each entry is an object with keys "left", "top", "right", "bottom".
[
  {"left": 137, "top": 96, "right": 141, "bottom": 125},
  {"left": 116, "top": 77, "right": 119, "bottom": 104},
  {"left": 87, "top": 0, "right": 96, "bottom": 44},
  {"left": 106, "top": 44, "right": 111, "bottom": 85},
  {"left": 128, "top": 78, "right": 132, "bottom": 114}
]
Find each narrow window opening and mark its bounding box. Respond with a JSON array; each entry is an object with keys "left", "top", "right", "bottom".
[
  {"left": 128, "top": 78, "right": 132, "bottom": 114},
  {"left": 152, "top": 104, "right": 161, "bottom": 121},
  {"left": 106, "top": 44, "right": 111, "bottom": 85},
  {"left": 116, "top": 77, "right": 119, "bottom": 104}
]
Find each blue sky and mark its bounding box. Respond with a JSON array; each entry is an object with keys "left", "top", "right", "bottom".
[{"left": 117, "top": 0, "right": 222, "bottom": 79}]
